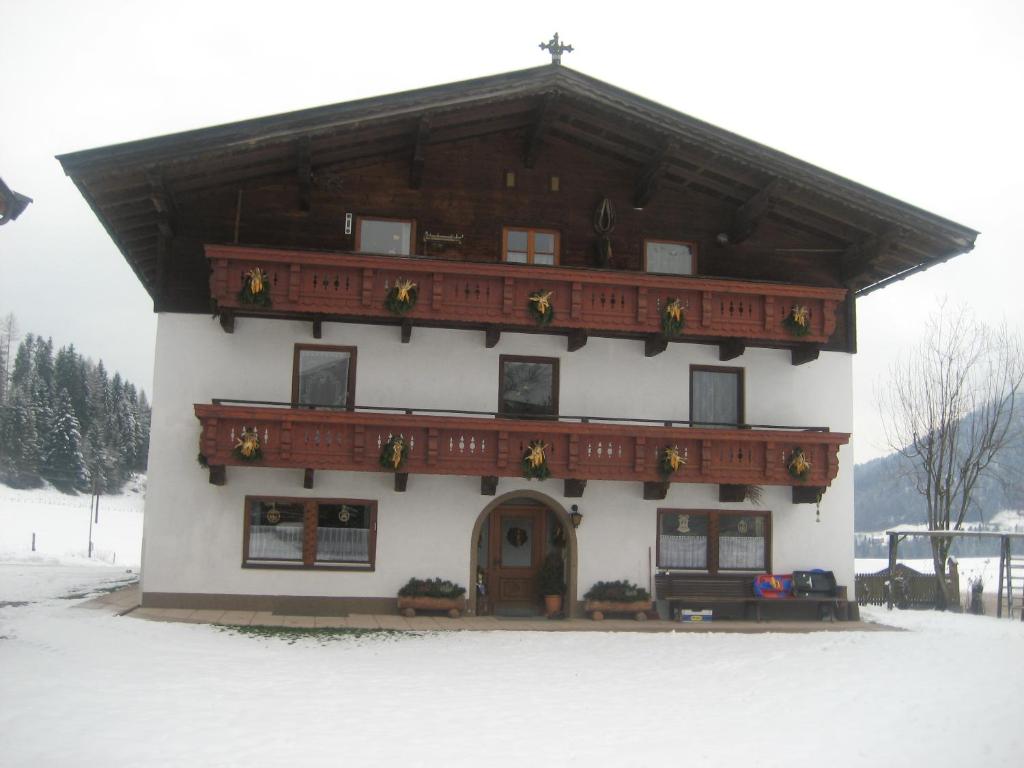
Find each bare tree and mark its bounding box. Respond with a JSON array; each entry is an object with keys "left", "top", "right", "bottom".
[
  {"left": 878, "top": 302, "right": 1024, "bottom": 609},
  {"left": 0, "top": 313, "right": 18, "bottom": 404}
]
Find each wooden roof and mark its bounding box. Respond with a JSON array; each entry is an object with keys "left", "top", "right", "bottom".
[
  {"left": 57, "top": 65, "right": 977, "bottom": 299},
  {"left": 0, "top": 176, "right": 32, "bottom": 225}
]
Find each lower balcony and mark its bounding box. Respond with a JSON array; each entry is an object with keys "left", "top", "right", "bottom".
[{"left": 195, "top": 402, "right": 850, "bottom": 501}]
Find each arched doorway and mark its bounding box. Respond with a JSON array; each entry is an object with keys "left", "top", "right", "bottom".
[{"left": 469, "top": 490, "right": 579, "bottom": 618}]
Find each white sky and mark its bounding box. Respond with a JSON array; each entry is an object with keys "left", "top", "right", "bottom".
[{"left": 1, "top": 0, "right": 1022, "bottom": 462}]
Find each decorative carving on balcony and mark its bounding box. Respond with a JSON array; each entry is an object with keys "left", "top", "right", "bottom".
[
  {"left": 195, "top": 402, "right": 849, "bottom": 496},
  {"left": 206, "top": 245, "right": 847, "bottom": 349}
]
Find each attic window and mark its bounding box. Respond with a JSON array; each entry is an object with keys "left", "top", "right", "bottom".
[
  {"left": 505, "top": 170, "right": 517, "bottom": 189},
  {"left": 645, "top": 239, "right": 696, "bottom": 276},
  {"left": 356, "top": 217, "right": 414, "bottom": 255},
  {"left": 503, "top": 227, "right": 559, "bottom": 265}
]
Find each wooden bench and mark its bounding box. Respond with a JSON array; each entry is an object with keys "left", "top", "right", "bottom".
[{"left": 655, "top": 573, "right": 851, "bottom": 621}]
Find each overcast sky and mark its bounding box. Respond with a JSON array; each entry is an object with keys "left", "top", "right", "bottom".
[{"left": 2, "top": 0, "right": 1022, "bottom": 462}]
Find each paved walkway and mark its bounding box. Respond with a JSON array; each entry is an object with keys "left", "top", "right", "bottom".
[{"left": 78, "top": 583, "right": 895, "bottom": 633}]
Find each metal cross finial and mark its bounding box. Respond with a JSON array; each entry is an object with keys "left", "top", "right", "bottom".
[{"left": 540, "top": 33, "right": 574, "bottom": 65}]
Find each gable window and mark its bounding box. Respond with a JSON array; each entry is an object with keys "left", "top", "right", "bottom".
[
  {"left": 356, "top": 217, "right": 414, "bottom": 255},
  {"left": 657, "top": 509, "right": 769, "bottom": 573},
  {"left": 645, "top": 239, "right": 696, "bottom": 275},
  {"left": 690, "top": 365, "right": 743, "bottom": 428},
  {"left": 499, "top": 355, "right": 559, "bottom": 417},
  {"left": 244, "top": 496, "right": 377, "bottom": 570},
  {"left": 293, "top": 345, "right": 356, "bottom": 408},
  {"left": 503, "top": 227, "right": 559, "bottom": 265}
]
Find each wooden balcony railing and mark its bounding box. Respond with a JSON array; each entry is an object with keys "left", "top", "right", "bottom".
[
  {"left": 207, "top": 245, "right": 847, "bottom": 350},
  {"left": 195, "top": 401, "right": 850, "bottom": 497}
]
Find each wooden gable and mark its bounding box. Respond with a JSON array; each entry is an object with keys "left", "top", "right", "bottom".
[{"left": 57, "top": 65, "right": 977, "bottom": 325}]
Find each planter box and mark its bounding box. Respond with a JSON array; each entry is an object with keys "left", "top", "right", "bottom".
[
  {"left": 397, "top": 595, "right": 464, "bottom": 618},
  {"left": 584, "top": 599, "right": 653, "bottom": 621}
]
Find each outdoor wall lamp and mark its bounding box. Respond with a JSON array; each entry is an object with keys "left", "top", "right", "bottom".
[{"left": 570, "top": 504, "right": 583, "bottom": 528}]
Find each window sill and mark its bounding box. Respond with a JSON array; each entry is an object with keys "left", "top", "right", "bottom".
[{"left": 243, "top": 562, "right": 375, "bottom": 572}]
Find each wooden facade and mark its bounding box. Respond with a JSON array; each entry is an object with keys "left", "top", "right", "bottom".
[
  {"left": 0, "top": 176, "right": 32, "bottom": 225},
  {"left": 57, "top": 65, "right": 977, "bottom": 336}
]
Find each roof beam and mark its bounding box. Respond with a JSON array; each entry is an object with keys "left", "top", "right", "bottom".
[
  {"left": 297, "top": 137, "right": 312, "bottom": 211},
  {"left": 729, "top": 179, "right": 788, "bottom": 244},
  {"left": 146, "top": 171, "right": 175, "bottom": 239},
  {"left": 409, "top": 116, "right": 431, "bottom": 190},
  {"left": 523, "top": 92, "right": 557, "bottom": 168},
  {"left": 632, "top": 139, "right": 676, "bottom": 209},
  {"left": 841, "top": 229, "right": 899, "bottom": 285}
]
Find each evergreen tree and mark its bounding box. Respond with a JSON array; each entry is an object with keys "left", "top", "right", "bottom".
[
  {"left": 0, "top": 387, "right": 43, "bottom": 488},
  {"left": 10, "top": 334, "right": 35, "bottom": 390},
  {"left": 43, "top": 388, "right": 89, "bottom": 492}
]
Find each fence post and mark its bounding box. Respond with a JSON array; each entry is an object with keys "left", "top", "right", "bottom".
[
  {"left": 886, "top": 532, "right": 899, "bottom": 611},
  {"left": 31, "top": 532, "right": 36, "bottom": 552}
]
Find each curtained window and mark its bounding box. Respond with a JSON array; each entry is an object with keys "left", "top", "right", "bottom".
[
  {"left": 690, "top": 366, "right": 743, "bottom": 428},
  {"left": 245, "top": 497, "right": 376, "bottom": 569},
  {"left": 293, "top": 345, "right": 356, "bottom": 409},
  {"left": 356, "top": 218, "right": 413, "bottom": 255},
  {"left": 657, "top": 509, "right": 769, "bottom": 573},
  {"left": 644, "top": 239, "right": 696, "bottom": 275}
]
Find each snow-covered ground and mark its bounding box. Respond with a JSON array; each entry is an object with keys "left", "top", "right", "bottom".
[
  {"left": 3, "top": 484, "right": 1023, "bottom": 766},
  {"left": 0, "top": 478, "right": 145, "bottom": 567},
  {"left": 1, "top": 565, "right": 1022, "bottom": 767}
]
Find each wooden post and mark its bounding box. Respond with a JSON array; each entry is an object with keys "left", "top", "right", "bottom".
[
  {"left": 997, "top": 535, "right": 1006, "bottom": 619},
  {"left": 886, "top": 532, "right": 899, "bottom": 610}
]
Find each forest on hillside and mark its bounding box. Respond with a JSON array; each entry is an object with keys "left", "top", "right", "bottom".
[{"left": 0, "top": 314, "right": 150, "bottom": 493}]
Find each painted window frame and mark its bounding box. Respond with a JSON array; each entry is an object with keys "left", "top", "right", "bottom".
[
  {"left": 656, "top": 508, "right": 772, "bottom": 574},
  {"left": 643, "top": 238, "right": 699, "bottom": 276},
  {"left": 502, "top": 226, "right": 561, "bottom": 265},
  {"left": 355, "top": 216, "right": 416, "bottom": 255},
  {"left": 242, "top": 495, "right": 378, "bottom": 571},
  {"left": 292, "top": 344, "right": 358, "bottom": 409},
  {"left": 498, "top": 354, "right": 560, "bottom": 418},
  {"left": 689, "top": 365, "right": 745, "bottom": 427}
]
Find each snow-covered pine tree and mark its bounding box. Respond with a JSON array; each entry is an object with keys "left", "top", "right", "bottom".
[
  {"left": 43, "top": 388, "right": 89, "bottom": 492},
  {"left": 0, "top": 386, "right": 43, "bottom": 488}
]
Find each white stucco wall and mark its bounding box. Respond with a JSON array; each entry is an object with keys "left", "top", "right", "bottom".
[{"left": 142, "top": 313, "right": 854, "bottom": 603}]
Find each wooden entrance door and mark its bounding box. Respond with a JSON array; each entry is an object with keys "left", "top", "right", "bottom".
[{"left": 489, "top": 506, "right": 545, "bottom": 614}]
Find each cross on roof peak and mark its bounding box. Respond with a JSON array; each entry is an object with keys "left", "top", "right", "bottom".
[{"left": 540, "top": 33, "right": 574, "bottom": 65}]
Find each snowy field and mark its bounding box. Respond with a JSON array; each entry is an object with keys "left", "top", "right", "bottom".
[
  {"left": 1, "top": 566, "right": 1022, "bottom": 767},
  {"left": 2, "top": 485, "right": 1024, "bottom": 766},
  {"left": 0, "top": 480, "right": 145, "bottom": 567}
]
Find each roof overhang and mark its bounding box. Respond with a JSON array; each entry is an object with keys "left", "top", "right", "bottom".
[
  {"left": 0, "top": 177, "right": 32, "bottom": 225},
  {"left": 57, "top": 65, "right": 978, "bottom": 299}
]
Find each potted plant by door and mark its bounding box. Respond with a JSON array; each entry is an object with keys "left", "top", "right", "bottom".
[
  {"left": 538, "top": 552, "right": 566, "bottom": 617},
  {"left": 583, "top": 580, "right": 653, "bottom": 621}
]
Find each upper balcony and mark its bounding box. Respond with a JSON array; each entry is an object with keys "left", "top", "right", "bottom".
[
  {"left": 195, "top": 401, "right": 850, "bottom": 501},
  {"left": 207, "top": 245, "right": 847, "bottom": 363}
]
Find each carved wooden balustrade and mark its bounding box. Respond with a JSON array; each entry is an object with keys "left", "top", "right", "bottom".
[
  {"left": 195, "top": 402, "right": 849, "bottom": 497},
  {"left": 207, "top": 245, "right": 847, "bottom": 348}
]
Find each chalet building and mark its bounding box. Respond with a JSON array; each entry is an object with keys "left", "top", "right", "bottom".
[
  {"left": 0, "top": 177, "right": 32, "bottom": 225},
  {"left": 58, "top": 59, "right": 977, "bottom": 617}
]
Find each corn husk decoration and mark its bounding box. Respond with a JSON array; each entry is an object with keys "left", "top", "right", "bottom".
[
  {"left": 783, "top": 304, "right": 811, "bottom": 337},
  {"left": 527, "top": 290, "right": 554, "bottom": 326},
  {"left": 658, "top": 444, "right": 686, "bottom": 478},
  {"left": 522, "top": 440, "right": 552, "bottom": 480},
  {"left": 233, "top": 428, "right": 263, "bottom": 462},
  {"left": 661, "top": 297, "right": 685, "bottom": 337},
  {"left": 787, "top": 447, "right": 812, "bottom": 481},
  {"left": 379, "top": 435, "right": 408, "bottom": 472},
  {"left": 384, "top": 278, "right": 419, "bottom": 315},
  {"left": 239, "top": 268, "right": 272, "bottom": 307}
]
